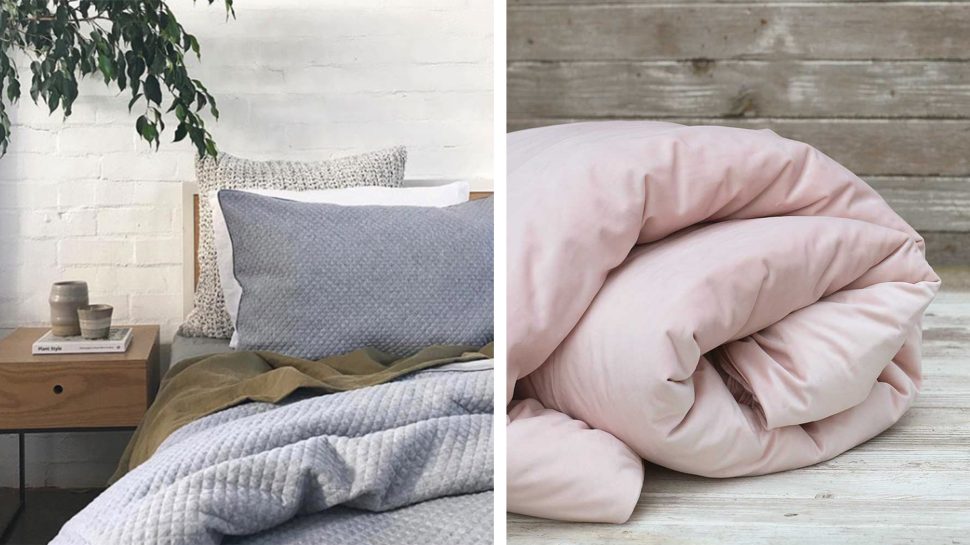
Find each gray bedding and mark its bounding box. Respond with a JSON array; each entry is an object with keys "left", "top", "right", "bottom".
[
  {"left": 219, "top": 191, "right": 493, "bottom": 360},
  {"left": 170, "top": 333, "right": 232, "bottom": 366},
  {"left": 51, "top": 360, "right": 494, "bottom": 545},
  {"left": 227, "top": 491, "right": 493, "bottom": 545}
]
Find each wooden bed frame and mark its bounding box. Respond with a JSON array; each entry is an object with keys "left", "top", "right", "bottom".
[{"left": 180, "top": 180, "right": 493, "bottom": 315}]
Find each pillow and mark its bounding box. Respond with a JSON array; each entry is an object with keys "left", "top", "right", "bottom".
[
  {"left": 210, "top": 182, "right": 473, "bottom": 347},
  {"left": 178, "top": 147, "right": 407, "bottom": 339},
  {"left": 216, "top": 190, "right": 493, "bottom": 359}
]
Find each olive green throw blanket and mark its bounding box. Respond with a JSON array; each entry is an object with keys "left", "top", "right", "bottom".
[{"left": 111, "top": 343, "right": 493, "bottom": 482}]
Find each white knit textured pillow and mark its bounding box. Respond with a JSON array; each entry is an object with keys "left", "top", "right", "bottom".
[{"left": 178, "top": 147, "right": 407, "bottom": 338}]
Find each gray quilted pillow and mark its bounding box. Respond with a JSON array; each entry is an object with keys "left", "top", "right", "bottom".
[
  {"left": 178, "top": 147, "right": 407, "bottom": 338},
  {"left": 218, "top": 190, "right": 493, "bottom": 359}
]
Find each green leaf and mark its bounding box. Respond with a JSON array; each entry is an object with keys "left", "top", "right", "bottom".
[
  {"left": 97, "top": 52, "right": 115, "bottom": 81},
  {"left": 115, "top": 51, "right": 127, "bottom": 90},
  {"left": 63, "top": 77, "right": 78, "bottom": 100},
  {"left": 62, "top": 77, "right": 78, "bottom": 115},
  {"left": 53, "top": 37, "right": 68, "bottom": 58},
  {"left": 137, "top": 115, "right": 158, "bottom": 145},
  {"left": 54, "top": 5, "right": 69, "bottom": 34},
  {"left": 29, "top": 78, "right": 39, "bottom": 103},
  {"left": 144, "top": 75, "right": 161, "bottom": 105},
  {"left": 48, "top": 90, "right": 61, "bottom": 114},
  {"left": 130, "top": 57, "right": 145, "bottom": 80},
  {"left": 6, "top": 79, "right": 20, "bottom": 102},
  {"left": 2, "top": 0, "right": 229, "bottom": 156},
  {"left": 150, "top": 53, "right": 165, "bottom": 75}
]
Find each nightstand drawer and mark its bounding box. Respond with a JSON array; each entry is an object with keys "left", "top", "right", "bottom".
[{"left": 0, "top": 362, "right": 150, "bottom": 430}]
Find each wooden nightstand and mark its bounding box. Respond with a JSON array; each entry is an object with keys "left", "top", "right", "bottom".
[{"left": 0, "top": 325, "right": 160, "bottom": 541}]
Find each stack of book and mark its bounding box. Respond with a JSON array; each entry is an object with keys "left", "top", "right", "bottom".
[{"left": 31, "top": 327, "right": 134, "bottom": 355}]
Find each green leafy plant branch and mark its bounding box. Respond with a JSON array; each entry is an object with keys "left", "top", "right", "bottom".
[{"left": 0, "top": 0, "right": 234, "bottom": 157}]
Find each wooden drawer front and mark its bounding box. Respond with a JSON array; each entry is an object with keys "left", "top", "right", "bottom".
[{"left": 0, "top": 363, "right": 147, "bottom": 430}]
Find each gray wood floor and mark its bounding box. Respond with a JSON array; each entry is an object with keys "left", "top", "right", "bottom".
[{"left": 509, "top": 289, "right": 970, "bottom": 544}]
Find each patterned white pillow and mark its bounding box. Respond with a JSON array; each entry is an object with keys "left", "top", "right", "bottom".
[{"left": 178, "top": 147, "right": 407, "bottom": 338}]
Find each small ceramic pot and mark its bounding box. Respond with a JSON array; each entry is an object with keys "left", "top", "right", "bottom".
[
  {"left": 49, "top": 281, "right": 89, "bottom": 336},
  {"left": 77, "top": 304, "right": 113, "bottom": 339}
]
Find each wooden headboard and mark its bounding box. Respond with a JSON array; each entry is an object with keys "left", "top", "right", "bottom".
[{"left": 182, "top": 182, "right": 493, "bottom": 314}]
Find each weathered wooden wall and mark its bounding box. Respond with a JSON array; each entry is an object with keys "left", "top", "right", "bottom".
[{"left": 507, "top": 0, "right": 970, "bottom": 266}]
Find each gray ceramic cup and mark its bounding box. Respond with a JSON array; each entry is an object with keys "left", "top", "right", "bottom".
[
  {"left": 77, "top": 304, "right": 113, "bottom": 339},
  {"left": 50, "top": 281, "right": 89, "bottom": 336}
]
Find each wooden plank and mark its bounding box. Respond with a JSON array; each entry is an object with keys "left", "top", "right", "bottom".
[
  {"left": 636, "top": 466, "right": 970, "bottom": 500},
  {"left": 509, "top": 523, "right": 968, "bottom": 545},
  {"left": 506, "top": 119, "right": 970, "bottom": 176},
  {"left": 912, "top": 377, "right": 970, "bottom": 409},
  {"left": 509, "top": 4, "right": 970, "bottom": 61},
  {"left": 508, "top": 61, "right": 970, "bottom": 119},
  {"left": 803, "top": 447, "right": 970, "bottom": 473},
  {"left": 930, "top": 271, "right": 970, "bottom": 294},
  {"left": 512, "top": 0, "right": 970, "bottom": 4},
  {"left": 925, "top": 231, "right": 970, "bottom": 266},
  {"left": 922, "top": 290, "right": 970, "bottom": 324},
  {"left": 619, "top": 497, "right": 969, "bottom": 527},
  {"left": 863, "top": 408, "right": 969, "bottom": 449},
  {"left": 509, "top": 503, "right": 969, "bottom": 545},
  {"left": 867, "top": 177, "right": 970, "bottom": 232},
  {"left": 509, "top": 524, "right": 966, "bottom": 545}
]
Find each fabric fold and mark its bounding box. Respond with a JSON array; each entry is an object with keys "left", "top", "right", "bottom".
[
  {"left": 507, "top": 399, "right": 644, "bottom": 523},
  {"left": 507, "top": 121, "right": 939, "bottom": 523},
  {"left": 113, "top": 343, "right": 493, "bottom": 480}
]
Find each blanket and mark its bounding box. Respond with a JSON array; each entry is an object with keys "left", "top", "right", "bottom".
[
  {"left": 226, "top": 491, "right": 493, "bottom": 544},
  {"left": 52, "top": 360, "right": 494, "bottom": 545},
  {"left": 506, "top": 121, "right": 940, "bottom": 523},
  {"left": 113, "top": 344, "right": 493, "bottom": 479}
]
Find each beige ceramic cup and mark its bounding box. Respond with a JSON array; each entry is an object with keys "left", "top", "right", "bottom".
[
  {"left": 77, "top": 304, "right": 113, "bottom": 339},
  {"left": 49, "top": 281, "right": 89, "bottom": 336}
]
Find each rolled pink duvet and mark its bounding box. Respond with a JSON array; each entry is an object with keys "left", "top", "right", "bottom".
[{"left": 507, "top": 121, "right": 940, "bottom": 523}]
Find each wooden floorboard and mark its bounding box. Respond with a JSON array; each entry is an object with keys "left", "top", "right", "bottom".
[
  {"left": 506, "top": 118, "right": 970, "bottom": 177},
  {"left": 508, "top": 60, "right": 970, "bottom": 119},
  {"left": 508, "top": 289, "right": 970, "bottom": 544},
  {"left": 508, "top": 4, "right": 970, "bottom": 61}
]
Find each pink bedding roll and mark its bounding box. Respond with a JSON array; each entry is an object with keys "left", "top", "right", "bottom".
[{"left": 506, "top": 121, "right": 940, "bottom": 523}]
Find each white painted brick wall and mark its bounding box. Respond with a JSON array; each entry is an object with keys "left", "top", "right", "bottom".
[{"left": 0, "top": 0, "right": 493, "bottom": 488}]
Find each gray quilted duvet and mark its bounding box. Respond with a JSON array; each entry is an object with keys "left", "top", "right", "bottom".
[{"left": 51, "top": 361, "right": 494, "bottom": 545}]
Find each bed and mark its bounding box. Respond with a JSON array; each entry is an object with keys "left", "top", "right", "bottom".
[
  {"left": 51, "top": 150, "right": 495, "bottom": 545},
  {"left": 170, "top": 334, "right": 232, "bottom": 364},
  {"left": 169, "top": 183, "right": 494, "bottom": 365},
  {"left": 170, "top": 180, "right": 494, "bottom": 368}
]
